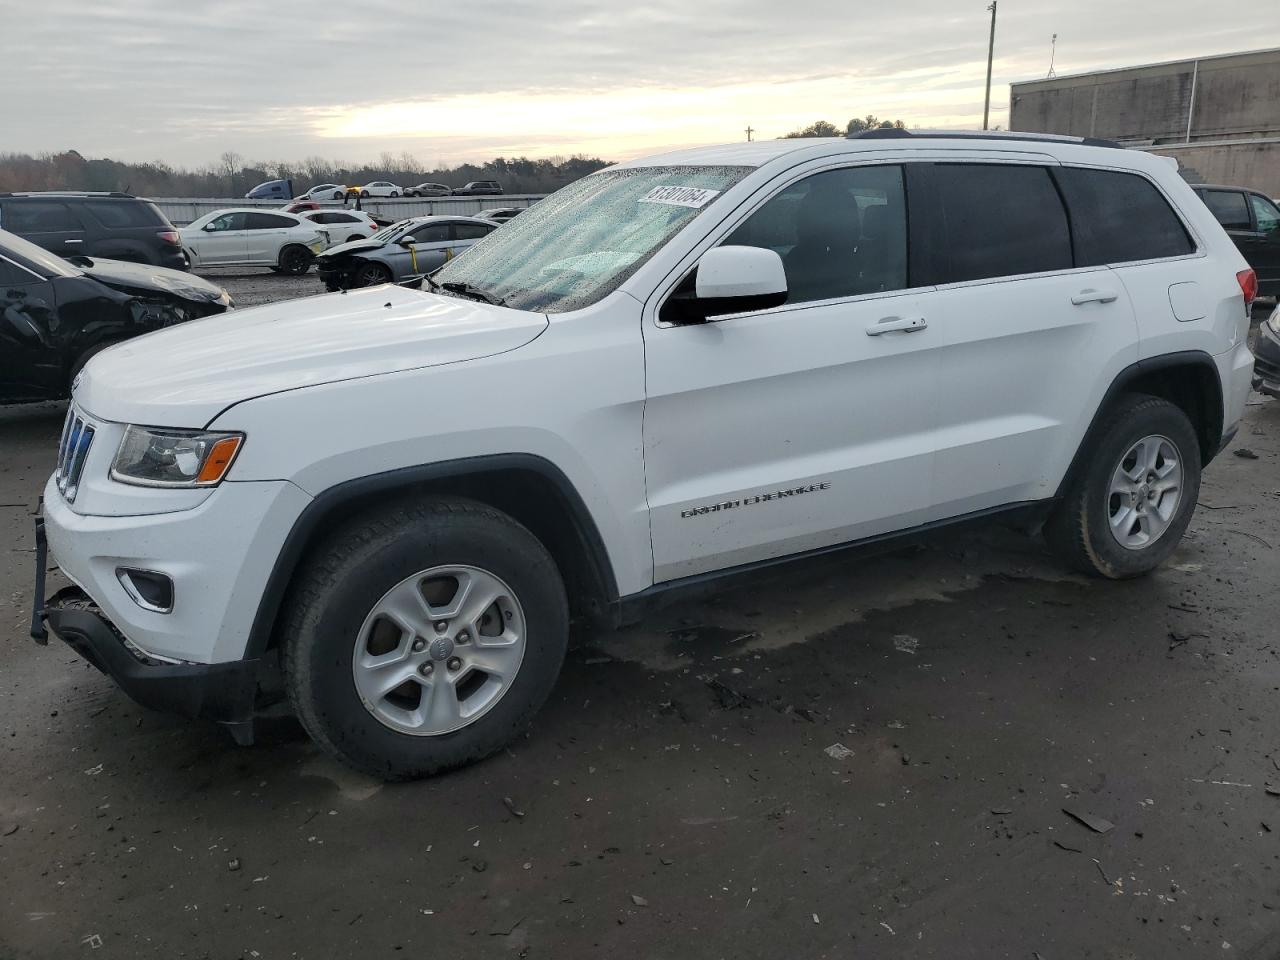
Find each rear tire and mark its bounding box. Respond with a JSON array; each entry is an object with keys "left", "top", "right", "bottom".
[
  {"left": 1045, "top": 394, "right": 1201, "bottom": 578},
  {"left": 333, "top": 191, "right": 345, "bottom": 201},
  {"left": 277, "top": 245, "right": 312, "bottom": 276},
  {"left": 360, "top": 190, "right": 370, "bottom": 199},
  {"left": 390, "top": 191, "right": 399, "bottom": 198},
  {"left": 281, "top": 497, "right": 569, "bottom": 780}
]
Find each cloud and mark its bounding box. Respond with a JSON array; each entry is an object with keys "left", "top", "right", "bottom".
[{"left": 2, "top": 0, "right": 1270, "bottom": 166}]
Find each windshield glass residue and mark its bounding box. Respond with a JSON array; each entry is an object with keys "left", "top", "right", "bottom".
[{"left": 431, "top": 165, "right": 751, "bottom": 313}]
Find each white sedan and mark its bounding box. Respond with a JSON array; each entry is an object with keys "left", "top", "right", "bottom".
[
  {"left": 297, "top": 183, "right": 348, "bottom": 201},
  {"left": 358, "top": 181, "right": 403, "bottom": 198},
  {"left": 180, "top": 208, "right": 329, "bottom": 275},
  {"left": 297, "top": 209, "right": 380, "bottom": 244}
]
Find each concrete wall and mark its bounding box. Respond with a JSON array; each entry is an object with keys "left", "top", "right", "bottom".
[
  {"left": 1146, "top": 140, "right": 1280, "bottom": 198},
  {"left": 1010, "top": 47, "right": 1280, "bottom": 143},
  {"left": 1009, "top": 48, "right": 1280, "bottom": 196}
]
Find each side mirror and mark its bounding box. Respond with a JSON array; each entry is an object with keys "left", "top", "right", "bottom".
[
  {"left": 666, "top": 246, "right": 788, "bottom": 324},
  {"left": 203, "top": 222, "right": 217, "bottom": 232},
  {"left": 397, "top": 236, "right": 417, "bottom": 247}
]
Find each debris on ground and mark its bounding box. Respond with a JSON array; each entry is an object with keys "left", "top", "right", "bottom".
[
  {"left": 1053, "top": 840, "right": 1083, "bottom": 853},
  {"left": 227, "top": 857, "right": 241, "bottom": 872},
  {"left": 991, "top": 807, "right": 1013, "bottom": 816},
  {"left": 2, "top": 824, "right": 18, "bottom": 837},
  {"left": 892, "top": 634, "right": 920, "bottom": 654},
  {"left": 824, "top": 743, "right": 856, "bottom": 761},
  {"left": 630, "top": 894, "right": 648, "bottom": 907},
  {"left": 1063, "top": 809, "right": 1115, "bottom": 834},
  {"left": 502, "top": 797, "right": 526, "bottom": 819},
  {"left": 1265, "top": 785, "right": 1280, "bottom": 797},
  {"left": 705, "top": 678, "right": 761, "bottom": 709},
  {"left": 1234, "top": 448, "right": 1260, "bottom": 459}
]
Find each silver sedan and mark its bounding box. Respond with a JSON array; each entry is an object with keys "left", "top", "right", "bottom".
[{"left": 314, "top": 216, "right": 498, "bottom": 290}]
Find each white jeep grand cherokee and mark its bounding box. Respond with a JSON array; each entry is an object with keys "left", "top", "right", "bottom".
[{"left": 33, "top": 131, "right": 1257, "bottom": 780}]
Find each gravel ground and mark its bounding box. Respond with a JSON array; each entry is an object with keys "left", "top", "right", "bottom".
[
  {"left": 3, "top": 280, "right": 1280, "bottom": 958},
  {"left": 197, "top": 266, "right": 327, "bottom": 308}
]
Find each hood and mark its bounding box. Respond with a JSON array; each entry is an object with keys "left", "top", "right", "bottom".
[
  {"left": 76, "top": 284, "right": 548, "bottom": 427},
  {"left": 316, "top": 237, "right": 385, "bottom": 259},
  {"left": 71, "top": 257, "right": 231, "bottom": 304}
]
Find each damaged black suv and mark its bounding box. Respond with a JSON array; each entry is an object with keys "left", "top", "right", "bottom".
[{"left": 0, "top": 229, "right": 232, "bottom": 403}]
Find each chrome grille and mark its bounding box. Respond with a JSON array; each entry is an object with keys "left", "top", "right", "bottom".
[{"left": 55, "top": 407, "right": 95, "bottom": 502}]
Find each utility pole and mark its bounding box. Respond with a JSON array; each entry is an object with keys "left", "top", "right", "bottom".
[
  {"left": 1048, "top": 33, "right": 1058, "bottom": 77},
  {"left": 745, "top": 125, "right": 755, "bottom": 142},
  {"left": 982, "top": 1, "right": 998, "bottom": 130}
]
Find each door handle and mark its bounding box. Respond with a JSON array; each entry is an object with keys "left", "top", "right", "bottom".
[
  {"left": 866, "top": 315, "right": 927, "bottom": 336},
  {"left": 1071, "top": 288, "right": 1119, "bottom": 305},
  {"left": 63, "top": 239, "right": 82, "bottom": 245}
]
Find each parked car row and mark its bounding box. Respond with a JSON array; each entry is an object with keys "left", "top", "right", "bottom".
[{"left": 284, "top": 179, "right": 506, "bottom": 200}]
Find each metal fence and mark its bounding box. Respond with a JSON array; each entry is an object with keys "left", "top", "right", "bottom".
[{"left": 150, "top": 195, "right": 546, "bottom": 225}]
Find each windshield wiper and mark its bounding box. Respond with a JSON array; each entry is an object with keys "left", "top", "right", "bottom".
[{"left": 440, "top": 280, "right": 506, "bottom": 306}]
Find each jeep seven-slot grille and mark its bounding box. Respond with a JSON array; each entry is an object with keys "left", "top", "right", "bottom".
[{"left": 55, "top": 408, "right": 95, "bottom": 503}]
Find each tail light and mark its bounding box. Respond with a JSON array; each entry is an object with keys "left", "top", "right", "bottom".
[
  {"left": 157, "top": 230, "right": 181, "bottom": 246},
  {"left": 1238, "top": 269, "right": 1258, "bottom": 309}
]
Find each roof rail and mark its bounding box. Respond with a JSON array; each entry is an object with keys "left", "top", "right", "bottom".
[
  {"left": 847, "top": 128, "right": 1125, "bottom": 149},
  {"left": 0, "top": 190, "right": 137, "bottom": 199}
]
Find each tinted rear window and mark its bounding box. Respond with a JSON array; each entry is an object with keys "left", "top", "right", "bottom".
[
  {"left": 2, "top": 200, "right": 83, "bottom": 233},
  {"left": 1054, "top": 167, "right": 1194, "bottom": 265},
  {"left": 83, "top": 200, "right": 169, "bottom": 229},
  {"left": 932, "top": 164, "right": 1072, "bottom": 283},
  {"left": 1200, "top": 190, "right": 1251, "bottom": 231}
]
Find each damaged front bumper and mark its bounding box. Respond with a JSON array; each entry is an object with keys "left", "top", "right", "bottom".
[{"left": 31, "top": 517, "right": 259, "bottom": 743}]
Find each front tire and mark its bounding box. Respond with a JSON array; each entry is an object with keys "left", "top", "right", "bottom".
[
  {"left": 333, "top": 191, "right": 345, "bottom": 201},
  {"left": 1045, "top": 394, "right": 1201, "bottom": 578},
  {"left": 390, "top": 191, "right": 399, "bottom": 198},
  {"left": 360, "top": 190, "right": 370, "bottom": 198},
  {"left": 281, "top": 498, "right": 569, "bottom": 780},
  {"left": 354, "top": 261, "right": 392, "bottom": 286}
]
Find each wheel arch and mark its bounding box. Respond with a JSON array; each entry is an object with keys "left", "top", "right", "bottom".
[
  {"left": 245, "top": 454, "right": 619, "bottom": 657},
  {"left": 1056, "top": 350, "right": 1225, "bottom": 500}
]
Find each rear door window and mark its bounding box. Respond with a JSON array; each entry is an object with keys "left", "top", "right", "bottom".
[
  {"left": 1201, "top": 190, "right": 1252, "bottom": 231},
  {"left": 1053, "top": 167, "right": 1194, "bottom": 265},
  {"left": 724, "top": 164, "right": 908, "bottom": 303},
  {"left": 929, "top": 164, "right": 1072, "bottom": 283},
  {"left": 4, "top": 200, "right": 83, "bottom": 233},
  {"left": 246, "top": 213, "right": 297, "bottom": 229}
]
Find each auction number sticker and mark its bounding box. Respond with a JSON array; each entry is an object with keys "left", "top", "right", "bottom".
[{"left": 639, "top": 186, "right": 720, "bottom": 208}]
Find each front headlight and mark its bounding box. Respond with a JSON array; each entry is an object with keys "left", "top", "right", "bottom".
[
  {"left": 1268, "top": 306, "right": 1280, "bottom": 335},
  {"left": 111, "top": 426, "right": 243, "bottom": 487}
]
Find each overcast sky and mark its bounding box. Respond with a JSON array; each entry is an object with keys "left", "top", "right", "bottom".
[{"left": 4, "top": 0, "right": 1275, "bottom": 169}]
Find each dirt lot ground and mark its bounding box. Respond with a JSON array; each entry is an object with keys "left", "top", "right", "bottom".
[{"left": 3, "top": 274, "right": 1280, "bottom": 958}]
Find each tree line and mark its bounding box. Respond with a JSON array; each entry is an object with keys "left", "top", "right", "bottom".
[
  {"left": 0, "top": 150, "right": 612, "bottom": 198},
  {"left": 783, "top": 116, "right": 909, "bottom": 138}
]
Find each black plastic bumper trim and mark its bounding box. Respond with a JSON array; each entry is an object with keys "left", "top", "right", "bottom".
[{"left": 44, "top": 587, "right": 258, "bottom": 727}]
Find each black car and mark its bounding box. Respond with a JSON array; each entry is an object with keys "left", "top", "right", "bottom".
[
  {"left": 1253, "top": 304, "right": 1280, "bottom": 399},
  {"left": 452, "top": 180, "right": 504, "bottom": 196},
  {"left": 1193, "top": 184, "right": 1280, "bottom": 296},
  {"left": 0, "top": 192, "right": 189, "bottom": 271},
  {"left": 0, "top": 230, "right": 232, "bottom": 403}
]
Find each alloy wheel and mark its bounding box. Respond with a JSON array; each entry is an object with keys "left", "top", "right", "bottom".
[
  {"left": 1107, "top": 434, "right": 1183, "bottom": 550},
  {"left": 351, "top": 565, "right": 527, "bottom": 736}
]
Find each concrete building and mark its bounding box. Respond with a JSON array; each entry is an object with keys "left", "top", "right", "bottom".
[{"left": 1009, "top": 47, "right": 1280, "bottom": 197}]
